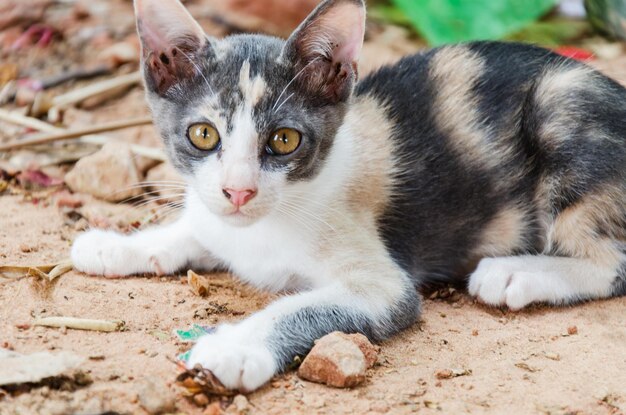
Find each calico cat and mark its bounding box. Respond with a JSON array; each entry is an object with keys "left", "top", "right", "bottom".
[{"left": 71, "top": 0, "right": 626, "bottom": 391}]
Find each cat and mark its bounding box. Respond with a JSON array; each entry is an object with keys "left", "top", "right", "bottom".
[{"left": 71, "top": 0, "right": 626, "bottom": 391}]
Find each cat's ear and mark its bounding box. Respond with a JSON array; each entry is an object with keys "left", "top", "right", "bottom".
[
  {"left": 282, "top": 0, "right": 366, "bottom": 102},
  {"left": 134, "top": 0, "right": 212, "bottom": 96}
]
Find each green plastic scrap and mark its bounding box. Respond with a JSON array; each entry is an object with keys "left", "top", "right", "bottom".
[{"left": 174, "top": 324, "right": 215, "bottom": 362}]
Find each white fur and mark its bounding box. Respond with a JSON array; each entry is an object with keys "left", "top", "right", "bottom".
[{"left": 468, "top": 255, "right": 616, "bottom": 309}]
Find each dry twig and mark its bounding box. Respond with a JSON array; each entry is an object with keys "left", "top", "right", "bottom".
[
  {"left": 0, "top": 109, "right": 166, "bottom": 161},
  {"left": 33, "top": 316, "right": 125, "bottom": 332},
  {"left": 0, "top": 117, "right": 153, "bottom": 151}
]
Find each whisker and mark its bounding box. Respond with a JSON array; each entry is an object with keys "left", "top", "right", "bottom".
[
  {"left": 273, "top": 92, "right": 294, "bottom": 114},
  {"left": 272, "top": 57, "right": 321, "bottom": 113},
  {"left": 280, "top": 200, "right": 335, "bottom": 232}
]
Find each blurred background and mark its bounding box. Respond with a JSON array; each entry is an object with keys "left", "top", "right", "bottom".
[{"left": 0, "top": 0, "right": 625, "bottom": 229}]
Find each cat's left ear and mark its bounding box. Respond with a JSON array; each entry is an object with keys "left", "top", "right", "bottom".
[
  {"left": 282, "top": 0, "right": 366, "bottom": 103},
  {"left": 134, "top": 0, "right": 213, "bottom": 96}
]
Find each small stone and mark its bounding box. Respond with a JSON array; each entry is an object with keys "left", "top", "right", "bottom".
[
  {"left": 204, "top": 402, "right": 223, "bottom": 415},
  {"left": 297, "top": 331, "right": 379, "bottom": 388},
  {"left": 231, "top": 394, "right": 249, "bottom": 413},
  {"left": 55, "top": 192, "right": 83, "bottom": 209},
  {"left": 64, "top": 142, "right": 142, "bottom": 202},
  {"left": 567, "top": 326, "right": 578, "bottom": 335},
  {"left": 193, "top": 393, "right": 210, "bottom": 407},
  {"left": 137, "top": 379, "right": 175, "bottom": 414},
  {"left": 435, "top": 369, "right": 453, "bottom": 380},
  {"left": 19, "top": 244, "right": 32, "bottom": 253}
]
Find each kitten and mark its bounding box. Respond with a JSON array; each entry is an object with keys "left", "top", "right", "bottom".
[{"left": 71, "top": 0, "right": 626, "bottom": 391}]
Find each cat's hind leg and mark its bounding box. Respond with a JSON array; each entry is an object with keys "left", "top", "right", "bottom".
[
  {"left": 468, "top": 255, "right": 621, "bottom": 309},
  {"left": 469, "top": 187, "right": 626, "bottom": 309},
  {"left": 71, "top": 211, "right": 220, "bottom": 277}
]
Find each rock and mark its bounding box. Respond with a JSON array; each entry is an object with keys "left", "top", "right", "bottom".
[
  {"left": 227, "top": 394, "right": 250, "bottom": 414},
  {"left": 0, "top": 349, "right": 85, "bottom": 386},
  {"left": 297, "top": 332, "right": 379, "bottom": 388},
  {"left": 137, "top": 379, "right": 175, "bottom": 414},
  {"left": 65, "top": 142, "right": 142, "bottom": 202},
  {"left": 193, "top": 393, "right": 210, "bottom": 407}
]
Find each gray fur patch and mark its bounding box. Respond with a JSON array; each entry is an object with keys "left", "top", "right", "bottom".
[{"left": 266, "top": 288, "right": 420, "bottom": 370}]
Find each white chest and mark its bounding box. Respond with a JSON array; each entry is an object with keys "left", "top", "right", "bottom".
[{"left": 188, "top": 208, "right": 325, "bottom": 291}]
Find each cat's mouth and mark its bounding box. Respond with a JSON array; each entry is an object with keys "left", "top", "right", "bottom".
[{"left": 221, "top": 207, "right": 258, "bottom": 226}]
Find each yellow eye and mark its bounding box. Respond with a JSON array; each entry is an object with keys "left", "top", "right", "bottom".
[
  {"left": 267, "top": 128, "right": 301, "bottom": 155},
  {"left": 187, "top": 123, "right": 220, "bottom": 151}
]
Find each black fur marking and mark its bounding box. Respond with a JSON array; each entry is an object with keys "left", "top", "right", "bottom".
[{"left": 358, "top": 41, "right": 626, "bottom": 290}]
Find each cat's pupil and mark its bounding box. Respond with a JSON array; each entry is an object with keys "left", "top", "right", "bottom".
[
  {"left": 203, "top": 128, "right": 208, "bottom": 139},
  {"left": 281, "top": 133, "right": 287, "bottom": 143}
]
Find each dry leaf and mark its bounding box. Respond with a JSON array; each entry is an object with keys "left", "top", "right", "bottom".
[
  {"left": 0, "top": 259, "right": 72, "bottom": 282},
  {"left": 176, "top": 365, "right": 236, "bottom": 397},
  {"left": 187, "top": 269, "right": 210, "bottom": 297}
]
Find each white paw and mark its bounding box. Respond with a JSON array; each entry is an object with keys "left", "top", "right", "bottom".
[
  {"left": 187, "top": 324, "right": 276, "bottom": 391},
  {"left": 468, "top": 257, "right": 544, "bottom": 310},
  {"left": 71, "top": 230, "right": 177, "bottom": 277}
]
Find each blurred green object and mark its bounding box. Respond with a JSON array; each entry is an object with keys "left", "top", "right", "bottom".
[
  {"left": 507, "top": 18, "right": 590, "bottom": 45},
  {"left": 390, "top": 0, "right": 560, "bottom": 45},
  {"left": 585, "top": 0, "right": 626, "bottom": 40}
]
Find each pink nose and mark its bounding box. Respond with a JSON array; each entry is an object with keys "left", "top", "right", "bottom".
[{"left": 222, "top": 188, "right": 257, "bottom": 207}]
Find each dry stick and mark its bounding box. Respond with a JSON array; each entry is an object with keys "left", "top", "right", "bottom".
[
  {"left": 0, "top": 109, "right": 166, "bottom": 161},
  {"left": 0, "top": 117, "right": 153, "bottom": 150},
  {"left": 51, "top": 71, "right": 142, "bottom": 109},
  {"left": 33, "top": 316, "right": 125, "bottom": 332}
]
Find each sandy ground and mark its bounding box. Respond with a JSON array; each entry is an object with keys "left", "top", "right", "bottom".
[
  {"left": 1, "top": 1, "right": 626, "bottom": 413},
  {"left": 1, "top": 194, "right": 625, "bottom": 415}
]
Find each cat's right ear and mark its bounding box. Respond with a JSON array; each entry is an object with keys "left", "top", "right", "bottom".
[{"left": 134, "top": 0, "right": 212, "bottom": 96}]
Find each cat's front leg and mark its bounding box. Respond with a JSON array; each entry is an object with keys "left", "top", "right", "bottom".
[
  {"left": 71, "top": 212, "right": 219, "bottom": 277},
  {"left": 187, "top": 267, "right": 419, "bottom": 391}
]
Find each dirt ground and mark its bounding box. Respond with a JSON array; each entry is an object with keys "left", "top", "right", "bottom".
[
  {"left": 1, "top": 0, "right": 626, "bottom": 414},
  {"left": 1, "top": 195, "right": 625, "bottom": 415}
]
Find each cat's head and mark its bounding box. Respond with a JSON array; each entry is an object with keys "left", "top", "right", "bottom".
[{"left": 134, "top": 0, "right": 365, "bottom": 225}]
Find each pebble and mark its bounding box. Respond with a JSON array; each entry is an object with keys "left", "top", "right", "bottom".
[
  {"left": 137, "top": 379, "right": 176, "bottom": 414},
  {"left": 193, "top": 393, "right": 210, "bottom": 407},
  {"left": 297, "top": 332, "right": 379, "bottom": 388}
]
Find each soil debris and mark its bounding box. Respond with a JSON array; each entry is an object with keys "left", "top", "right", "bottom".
[
  {"left": 435, "top": 368, "right": 472, "bottom": 380},
  {"left": 515, "top": 362, "right": 541, "bottom": 373}
]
